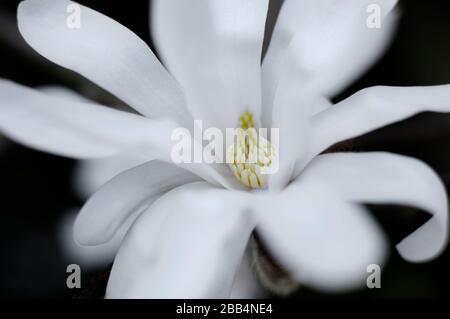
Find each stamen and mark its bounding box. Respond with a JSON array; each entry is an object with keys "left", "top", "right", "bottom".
[
  {"left": 239, "top": 111, "right": 255, "bottom": 129},
  {"left": 228, "top": 111, "right": 275, "bottom": 189}
]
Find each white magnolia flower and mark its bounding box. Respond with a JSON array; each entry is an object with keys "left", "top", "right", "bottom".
[{"left": 0, "top": 0, "right": 450, "bottom": 298}]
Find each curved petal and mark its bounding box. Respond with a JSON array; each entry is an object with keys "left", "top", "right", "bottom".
[
  {"left": 38, "top": 85, "right": 92, "bottom": 103},
  {"left": 262, "top": 0, "right": 398, "bottom": 128},
  {"left": 74, "top": 154, "right": 149, "bottom": 199},
  {"left": 0, "top": 79, "right": 175, "bottom": 159},
  {"left": 38, "top": 86, "right": 241, "bottom": 190},
  {"left": 230, "top": 251, "right": 264, "bottom": 298},
  {"left": 311, "top": 85, "right": 450, "bottom": 157},
  {"left": 152, "top": 0, "right": 268, "bottom": 130},
  {"left": 58, "top": 209, "right": 126, "bottom": 269},
  {"left": 1, "top": 81, "right": 236, "bottom": 189},
  {"left": 255, "top": 179, "right": 387, "bottom": 292},
  {"left": 106, "top": 182, "right": 255, "bottom": 298},
  {"left": 300, "top": 152, "right": 449, "bottom": 262},
  {"left": 18, "top": 0, "right": 192, "bottom": 126},
  {"left": 267, "top": 68, "right": 334, "bottom": 190},
  {"left": 74, "top": 160, "right": 200, "bottom": 246},
  {"left": 268, "top": 75, "right": 318, "bottom": 190}
]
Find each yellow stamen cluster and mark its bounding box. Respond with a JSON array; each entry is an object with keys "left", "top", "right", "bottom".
[
  {"left": 228, "top": 111, "right": 275, "bottom": 189},
  {"left": 239, "top": 111, "right": 255, "bottom": 129}
]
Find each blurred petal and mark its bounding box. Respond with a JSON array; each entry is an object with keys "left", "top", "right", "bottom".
[
  {"left": 230, "top": 251, "right": 264, "bottom": 299},
  {"left": 0, "top": 79, "right": 174, "bottom": 159},
  {"left": 39, "top": 86, "right": 150, "bottom": 193},
  {"left": 1, "top": 81, "right": 238, "bottom": 190},
  {"left": 38, "top": 85, "right": 92, "bottom": 103},
  {"left": 300, "top": 152, "right": 449, "bottom": 262},
  {"left": 74, "top": 154, "right": 148, "bottom": 199},
  {"left": 311, "top": 85, "right": 450, "bottom": 156},
  {"left": 39, "top": 85, "right": 143, "bottom": 198},
  {"left": 106, "top": 182, "right": 254, "bottom": 298},
  {"left": 18, "top": 0, "right": 192, "bottom": 126},
  {"left": 58, "top": 209, "right": 126, "bottom": 269},
  {"left": 262, "top": 0, "right": 398, "bottom": 127},
  {"left": 74, "top": 161, "right": 200, "bottom": 246},
  {"left": 152, "top": 0, "right": 268, "bottom": 130},
  {"left": 256, "top": 179, "right": 387, "bottom": 291}
]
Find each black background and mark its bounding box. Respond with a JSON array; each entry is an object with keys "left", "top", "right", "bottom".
[{"left": 1, "top": 0, "right": 450, "bottom": 298}]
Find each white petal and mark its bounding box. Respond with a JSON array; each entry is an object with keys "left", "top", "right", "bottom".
[
  {"left": 311, "top": 85, "right": 450, "bottom": 156},
  {"left": 18, "top": 0, "right": 192, "bottom": 126},
  {"left": 230, "top": 251, "right": 264, "bottom": 299},
  {"left": 1, "top": 81, "right": 238, "bottom": 190},
  {"left": 106, "top": 182, "right": 254, "bottom": 299},
  {"left": 152, "top": 0, "right": 268, "bottom": 130},
  {"left": 268, "top": 76, "right": 317, "bottom": 190},
  {"left": 74, "top": 161, "right": 200, "bottom": 246},
  {"left": 58, "top": 209, "right": 126, "bottom": 269},
  {"left": 74, "top": 154, "right": 149, "bottom": 199},
  {"left": 256, "top": 179, "right": 387, "bottom": 291},
  {"left": 39, "top": 86, "right": 151, "bottom": 197},
  {"left": 268, "top": 72, "right": 332, "bottom": 190},
  {"left": 262, "top": 0, "right": 398, "bottom": 127},
  {"left": 300, "top": 152, "right": 449, "bottom": 262},
  {"left": 0, "top": 79, "right": 175, "bottom": 159},
  {"left": 37, "top": 85, "right": 242, "bottom": 190},
  {"left": 38, "top": 85, "right": 92, "bottom": 103}
]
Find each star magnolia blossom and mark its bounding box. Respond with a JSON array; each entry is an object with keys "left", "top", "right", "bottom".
[{"left": 0, "top": 0, "right": 450, "bottom": 298}]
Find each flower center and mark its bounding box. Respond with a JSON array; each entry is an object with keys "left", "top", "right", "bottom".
[{"left": 227, "top": 111, "right": 275, "bottom": 189}]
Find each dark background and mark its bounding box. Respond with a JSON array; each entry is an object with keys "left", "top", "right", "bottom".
[{"left": 1, "top": 0, "right": 450, "bottom": 298}]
